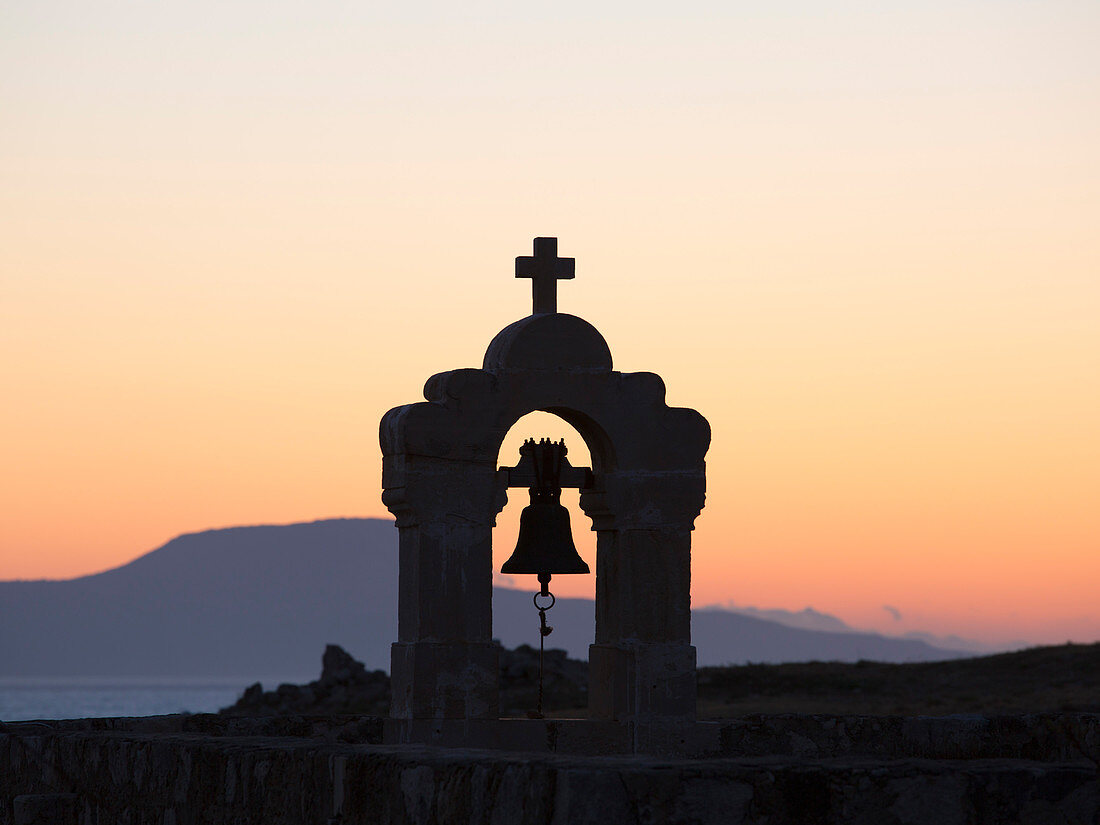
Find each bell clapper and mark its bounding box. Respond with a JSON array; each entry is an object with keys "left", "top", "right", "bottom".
[{"left": 533, "top": 584, "right": 556, "bottom": 719}]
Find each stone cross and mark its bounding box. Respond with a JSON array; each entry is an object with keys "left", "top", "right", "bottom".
[{"left": 515, "top": 237, "right": 575, "bottom": 314}]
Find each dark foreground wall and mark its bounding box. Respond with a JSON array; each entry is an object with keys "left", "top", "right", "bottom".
[{"left": 3, "top": 715, "right": 1099, "bottom": 825}]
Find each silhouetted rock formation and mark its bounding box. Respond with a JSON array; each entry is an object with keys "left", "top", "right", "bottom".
[
  {"left": 224, "top": 644, "right": 390, "bottom": 716},
  {"left": 499, "top": 643, "right": 588, "bottom": 715},
  {"left": 221, "top": 643, "right": 589, "bottom": 717}
]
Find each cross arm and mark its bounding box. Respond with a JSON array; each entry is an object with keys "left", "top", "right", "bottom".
[{"left": 514, "top": 256, "right": 575, "bottom": 280}]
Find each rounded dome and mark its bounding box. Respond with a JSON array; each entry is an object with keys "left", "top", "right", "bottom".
[{"left": 483, "top": 313, "right": 613, "bottom": 372}]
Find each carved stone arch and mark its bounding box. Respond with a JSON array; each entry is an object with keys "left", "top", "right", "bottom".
[{"left": 382, "top": 311, "right": 709, "bottom": 728}]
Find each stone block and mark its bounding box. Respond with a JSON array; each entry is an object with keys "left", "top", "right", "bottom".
[
  {"left": 390, "top": 641, "right": 499, "bottom": 720},
  {"left": 595, "top": 528, "right": 692, "bottom": 644},
  {"left": 396, "top": 523, "right": 494, "bottom": 643},
  {"left": 13, "top": 795, "right": 78, "bottom": 825},
  {"left": 589, "top": 643, "right": 696, "bottom": 723},
  {"left": 383, "top": 718, "right": 631, "bottom": 753}
]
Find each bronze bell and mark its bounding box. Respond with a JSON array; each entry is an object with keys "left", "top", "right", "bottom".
[
  {"left": 503, "top": 488, "right": 590, "bottom": 590},
  {"left": 501, "top": 438, "right": 590, "bottom": 595}
]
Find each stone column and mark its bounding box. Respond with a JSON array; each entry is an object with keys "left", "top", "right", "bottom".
[
  {"left": 383, "top": 456, "right": 503, "bottom": 720},
  {"left": 584, "top": 472, "right": 704, "bottom": 723}
]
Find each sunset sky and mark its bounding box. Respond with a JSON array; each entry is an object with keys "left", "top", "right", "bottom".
[{"left": 2, "top": 1, "right": 1098, "bottom": 647}]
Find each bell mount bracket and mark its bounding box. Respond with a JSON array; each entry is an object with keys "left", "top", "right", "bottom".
[{"left": 497, "top": 437, "right": 593, "bottom": 491}]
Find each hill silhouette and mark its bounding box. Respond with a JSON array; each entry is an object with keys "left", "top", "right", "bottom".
[{"left": 0, "top": 518, "right": 968, "bottom": 678}]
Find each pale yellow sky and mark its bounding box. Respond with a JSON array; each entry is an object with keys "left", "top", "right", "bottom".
[{"left": 2, "top": 0, "right": 1098, "bottom": 645}]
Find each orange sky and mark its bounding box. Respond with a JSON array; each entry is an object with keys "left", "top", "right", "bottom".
[{"left": 2, "top": 1, "right": 1098, "bottom": 646}]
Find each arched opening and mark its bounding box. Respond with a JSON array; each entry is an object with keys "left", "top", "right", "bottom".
[
  {"left": 491, "top": 410, "right": 596, "bottom": 716},
  {"left": 493, "top": 410, "right": 596, "bottom": 597}
]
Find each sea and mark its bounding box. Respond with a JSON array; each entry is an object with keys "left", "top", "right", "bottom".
[{"left": 0, "top": 677, "right": 303, "bottom": 722}]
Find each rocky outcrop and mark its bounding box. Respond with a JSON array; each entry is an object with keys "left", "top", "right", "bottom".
[
  {"left": 498, "top": 643, "right": 588, "bottom": 715},
  {"left": 223, "top": 644, "right": 390, "bottom": 716},
  {"left": 222, "top": 643, "right": 589, "bottom": 717}
]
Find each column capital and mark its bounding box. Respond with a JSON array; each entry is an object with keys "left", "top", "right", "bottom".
[
  {"left": 580, "top": 471, "right": 706, "bottom": 532},
  {"left": 382, "top": 455, "right": 505, "bottom": 527}
]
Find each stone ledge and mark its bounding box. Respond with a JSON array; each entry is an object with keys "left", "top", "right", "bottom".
[
  {"left": 385, "top": 714, "right": 1100, "bottom": 761},
  {"left": 3, "top": 723, "right": 1099, "bottom": 825},
  {"left": 3, "top": 714, "right": 384, "bottom": 742},
  {"left": 7, "top": 712, "right": 1099, "bottom": 761}
]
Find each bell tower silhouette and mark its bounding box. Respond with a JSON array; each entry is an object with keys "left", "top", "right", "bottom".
[{"left": 380, "top": 237, "right": 709, "bottom": 752}]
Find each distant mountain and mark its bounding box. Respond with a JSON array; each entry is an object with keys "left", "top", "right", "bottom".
[
  {"left": 701, "top": 602, "right": 1001, "bottom": 654},
  {"left": 0, "top": 519, "right": 970, "bottom": 678},
  {"left": 702, "top": 603, "right": 854, "bottom": 634},
  {"left": 898, "top": 630, "right": 1013, "bottom": 655}
]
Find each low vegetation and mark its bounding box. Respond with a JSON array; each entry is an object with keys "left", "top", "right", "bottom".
[{"left": 698, "top": 642, "right": 1100, "bottom": 717}]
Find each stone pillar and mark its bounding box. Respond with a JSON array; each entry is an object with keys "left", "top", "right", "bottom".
[
  {"left": 584, "top": 472, "right": 704, "bottom": 723},
  {"left": 383, "top": 456, "right": 503, "bottom": 720}
]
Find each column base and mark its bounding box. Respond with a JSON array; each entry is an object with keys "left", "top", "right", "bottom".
[
  {"left": 588, "top": 643, "right": 696, "bottom": 722},
  {"left": 390, "top": 641, "right": 500, "bottom": 720}
]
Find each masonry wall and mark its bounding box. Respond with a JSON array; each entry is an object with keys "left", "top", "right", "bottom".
[{"left": 3, "top": 715, "right": 1099, "bottom": 825}]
